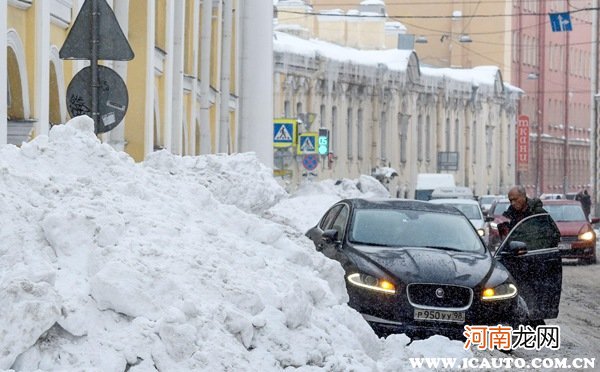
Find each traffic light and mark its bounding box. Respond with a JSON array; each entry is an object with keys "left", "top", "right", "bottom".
[{"left": 318, "top": 128, "right": 329, "bottom": 155}]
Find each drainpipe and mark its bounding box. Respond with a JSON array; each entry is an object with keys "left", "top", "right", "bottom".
[
  {"left": 199, "top": 0, "right": 212, "bottom": 154},
  {"left": 0, "top": 0, "right": 7, "bottom": 144},
  {"left": 536, "top": 0, "right": 546, "bottom": 196},
  {"left": 563, "top": 21, "right": 570, "bottom": 195},
  {"left": 238, "top": 0, "right": 273, "bottom": 167},
  {"left": 592, "top": 0, "right": 599, "bottom": 212},
  {"left": 35, "top": 0, "right": 50, "bottom": 136},
  {"left": 219, "top": 0, "right": 233, "bottom": 153},
  {"left": 171, "top": 0, "right": 185, "bottom": 154}
]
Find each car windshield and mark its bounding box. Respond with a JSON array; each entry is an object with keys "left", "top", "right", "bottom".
[
  {"left": 544, "top": 204, "right": 586, "bottom": 222},
  {"left": 349, "top": 208, "right": 484, "bottom": 252}
]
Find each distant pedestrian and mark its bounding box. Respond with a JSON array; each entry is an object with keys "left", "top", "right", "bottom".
[{"left": 580, "top": 189, "right": 591, "bottom": 221}]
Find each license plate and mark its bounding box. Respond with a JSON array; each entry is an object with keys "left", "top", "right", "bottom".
[
  {"left": 414, "top": 309, "right": 465, "bottom": 323},
  {"left": 558, "top": 243, "right": 571, "bottom": 251}
]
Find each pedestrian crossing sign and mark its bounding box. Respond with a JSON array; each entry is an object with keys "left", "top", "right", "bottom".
[
  {"left": 273, "top": 119, "right": 297, "bottom": 148},
  {"left": 298, "top": 132, "right": 318, "bottom": 154}
]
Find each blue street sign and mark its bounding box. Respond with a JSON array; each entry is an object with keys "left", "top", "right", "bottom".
[
  {"left": 298, "top": 132, "right": 318, "bottom": 154},
  {"left": 273, "top": 121, "right": 295, "bottom": 147},
  {"left": 549, "top": 12, "right": 572, "bottom": 32}
]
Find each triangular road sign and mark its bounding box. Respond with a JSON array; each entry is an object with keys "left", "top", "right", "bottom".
[
  {"left": 300, "top": 137, "right": 315, "bottom": 152},
  {"left": 60, "top": 0, "right": 134, "bottom": 61},
  {"left": 274, "top": 125, "right": 292, "bottom": 141}
]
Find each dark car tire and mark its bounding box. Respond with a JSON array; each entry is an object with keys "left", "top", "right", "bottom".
[
  {"left": 510, "top": 295, "right": 529, "bottom": 327},
  {"left": 579, "top": 247, "right": 597, "bottom": 265},
  {"left": 510, "top": 295, "right": 548, "bottom": 328},
  {"left": 579, "top": 256, "right": 597, "bottom": 265}
]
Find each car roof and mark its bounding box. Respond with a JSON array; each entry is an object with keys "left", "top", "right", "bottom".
[
  {"left": 340, "top": 198, "right": 464, "bottom": 216},
  {"left": 429, "top": 198, "right": 480, "bottom": 206},
  {"left": 540, "top": 199, "right": 581, "bottom": 206}
]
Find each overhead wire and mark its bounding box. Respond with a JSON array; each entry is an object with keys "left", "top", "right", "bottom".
[{"left": 277, "top": 6, "right": 600, "bottom": 20}]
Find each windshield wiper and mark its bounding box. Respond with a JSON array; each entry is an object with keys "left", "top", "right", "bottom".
[
  {"left": 420, "top": 245, "right": 463, "bottom": 252},
  {"left": 351, "top": 241, "right": 398, "bottom": 247}
]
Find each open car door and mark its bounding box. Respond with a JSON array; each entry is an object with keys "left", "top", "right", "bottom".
[{"left": 494, "top": 214, "right": 562, "bottom": 321}]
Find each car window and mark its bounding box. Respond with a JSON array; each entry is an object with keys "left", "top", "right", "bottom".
[
  {"left": 331, "top": 205, "right": 349, "bottom": 238},
  {"left": 319, "top": 205, "right": 343, "bottom": 230},
  {"left": 492, "top": 202, "right": 509, "bottom": 216},
  {"left": 349, "top": 208, "right": 484, "bottom": 252},
  {"left": 544, "top": 204, "right": 586, "bottom": 222},
  {"left": 501, "top": 214, "right": 560, "bottom": 252},
  {"left": 452, "top": 204, "right": 482, "bottom": 220},
  {"left": 480, "top": 196, "right": 497, "bottom": 205}
]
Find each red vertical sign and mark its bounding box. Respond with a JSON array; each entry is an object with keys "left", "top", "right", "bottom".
[{"left": 517, "top": 115, "right": 529, "bottom": 171}]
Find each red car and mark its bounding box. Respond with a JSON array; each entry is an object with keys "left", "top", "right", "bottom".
[
  {"left": 543, "top": 200, "right": 598, "bottom": 264},
  {"left": 486, "top": 198, "right": 510, "bottom": 249}
]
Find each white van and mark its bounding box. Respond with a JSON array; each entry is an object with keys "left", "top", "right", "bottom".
[
  {"left": 414, "top": 173, "right": 456, "bottom": 200},
  {"left": 430, "top": 186, "right": 474, "bottom": 200}
]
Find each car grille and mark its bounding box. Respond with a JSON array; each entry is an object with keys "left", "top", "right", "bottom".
[
  {"left": 407, "top": 283, "right": 473, "bottom": 310},
  {"left": 560, "top": 236, "right": 578, "bottom": 242}
]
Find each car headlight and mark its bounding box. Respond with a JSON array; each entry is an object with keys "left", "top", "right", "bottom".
[
  {"left": 481, "top": 283, "right": 517, "bottom": 301},
  {"left": 477, "top": 228, "right": 485, "bottom": 237},
  {"left": 578, "top": 230, "right": 595, "bottom": 241},
  {"left": 490, "top": 222, "right": 498, "bottom": 229},
  {"left": 347, "top": 273, "right": 396, "bottom": 294}
]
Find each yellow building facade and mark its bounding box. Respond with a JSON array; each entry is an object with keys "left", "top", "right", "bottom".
[
  {"left": 274, "top": 0, "right": 521, "bottom": 196},
  {"left": 2, "top": 0, "right": 273, "bottom": 165}
]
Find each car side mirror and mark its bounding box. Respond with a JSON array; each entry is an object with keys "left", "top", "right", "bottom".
[
  {"left": 321, "top": 229, "right": 340, "bottom": 245},
  {"left": 485, "top": 216, "right": 494, "bottom": 223},
  {"left": 500, "top": 241, "right": 528, "bottom": 257}
]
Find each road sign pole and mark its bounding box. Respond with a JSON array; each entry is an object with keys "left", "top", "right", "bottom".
[{"left": 91, "top": 0, "right": 100, "bottom": 133}]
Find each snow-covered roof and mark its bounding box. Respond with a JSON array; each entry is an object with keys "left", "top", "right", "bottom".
[{"left": 274, "top": 31, "right": 414, "bottom": 72}]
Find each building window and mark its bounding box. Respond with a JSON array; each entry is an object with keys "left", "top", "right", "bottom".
[
  {"left": 347, "top": 107, "right": 353, "bottom": 159},
  {"left": 417, "top": 114, "right": 423, "bottom": 161},
  {"left": 331, "top": 106, "right": 337, "bottom": 154},
  {"left": 425, "top": 115, "right": 431, "bottom": 162},
  {"left": 399, "top": 113, "right": 409, "bottom": 163},
  {"left": 486, "top": 126, "right": 493, "bottom": 167},
  {"left": 320, "top": 104, "right": 326, "bottom": 128},
  {"left": 445, "top": 117, "right": 451, "bottom": 151},
  {"left": 284, "top": 100, "right": 290, "bottom": 117},
  {"left": 472, "top": 120, "right": 477, "bottom": 164},
  {"left": 454, "top": 118, "right": 460, "bottom": 152},
  {"left": 380, "top": 110, "right": 387, "bottom": 161},
  {"left": 357, "top": 108, "right": 363, "bottom": 160}
]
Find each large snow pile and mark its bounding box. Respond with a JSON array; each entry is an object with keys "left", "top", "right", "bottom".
[{"left": 0, "top": 116, "right": 470, "bottom": 371}]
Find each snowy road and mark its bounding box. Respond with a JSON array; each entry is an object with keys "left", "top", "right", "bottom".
[{"left": 480, "top": 260, "right": 600, "bottom": 371}]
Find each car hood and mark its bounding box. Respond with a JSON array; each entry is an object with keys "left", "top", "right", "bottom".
[
  {"left": 554, "top": 221, "right": 587, "bottom": 238},
  {"left": 351, "top": 246, "right": 494, "bottom": 288}
]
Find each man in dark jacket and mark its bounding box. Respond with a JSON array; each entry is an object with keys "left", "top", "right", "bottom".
[
  {"left": 580, "top": 189, "right": 592, "bottom": 221},
  {"left": 498, "top": 185, "right": 547, "bottom": 237}
]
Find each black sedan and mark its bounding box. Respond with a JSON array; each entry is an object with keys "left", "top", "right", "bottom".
[{"left": 306, "top": 198, "right": 562, "bottom": 339}]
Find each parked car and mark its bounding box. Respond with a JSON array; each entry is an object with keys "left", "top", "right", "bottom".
[
  {"left": 542, "top": 200, "right": 598, "bottom": 264},
  {"left": 540, "top": 193, "right": 566, "bottom": 200},
  {"left": 487, "top": 198, "right": 510, "bottom": 249},
  {"left": 429, "top": 198, "right": 487, "bottom": 242},
  {"left": 478, "top": 194, "right": 503, "bottom": 216},
  {"left": 305, "top": 198, "right": 562, "bottom": 339},
  {"left": 565, "top": 192, "right": 579, "bottom": 201}
]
